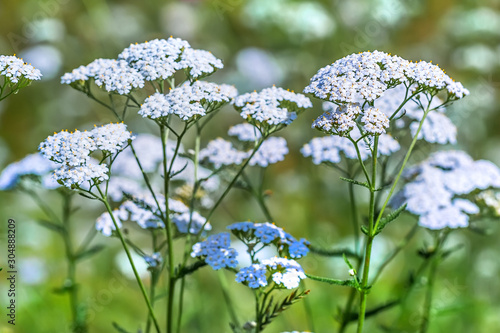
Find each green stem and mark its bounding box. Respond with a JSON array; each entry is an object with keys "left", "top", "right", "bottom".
[
  {"left": 146, "top": 232, "right": 159, "bottom": 333},
  {"left": 241, "top": 171, "right": 274, "bottom": 222},
  {"left": 348, "top": 179, "right": 360, "bottom": 255},
  {"left": 419, "top": 231, "right": 449, "bottom": 333},
  {"left": 338, "top": 167, "right": 361, "bottom": 333},
  {"left": 97, "top": 187, "right": 161, "bottom": 333},
  {"left": 205, "top": 138, "right": 265, "bottom": 223},
  {"left": 373, "top": 106, "right": 432, "bottom": 232},
  {"left": 160, "top": 125, "right": 176, "bottom": 333},
  {"left": 177, "top": 124, "right": 202, "bottom": 333},
  {"left": 419, "top": 254, "right": 438, "bottom": 333},
  {"left": 348, "top": 137, "right": 372, "bottom": 187},
  {"left": 357, "top": 135, "right": 379, "bottom": 333},
  {"left": 61, "top": 194, "right": 85, "bottom": 332}
]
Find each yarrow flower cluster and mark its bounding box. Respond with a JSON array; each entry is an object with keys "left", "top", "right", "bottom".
[
  {"left": 191, "top": 232, "right": 238, "bottom": 270},
  {"left": 228, "top": 222, "right": 309, "bottom": 259},
  {"left": 236, "top": 257, "right": 306, "bottom": 289},
  {"left": 304, "top": 51, "right": 469, "bottom": 103},
  {"left": 118, "top": 37, "right": 223, "bottom": 81},
  {"left": 392, "top": 150, "right": 500, "bottom": 229},
  {"left": 61, "top": 59, "right": 145, "bottom": 95},
  {"left": 0, "top": 55, "right": 42, "bottom": 84},
  {"left": 179, "top": 48, "right": 224, "bottom": 79},
  {"left": 117, "top": 38, "right": 190, "bottom": 81},
  {"left": 139, "top": 81, "right": 237, "bottom": 121},
  {"left": 0, "top": 153, "right": 59, "bottom": 190},
  {"left": 234, "top": 86, "right": 312, "bottom": 128},
  {"left": 39, "top": 123, "right": 134, "bottom": 188},
  {"left": 312, "top": 103, "right": 360, "bottom": 135},
  {"left": 361, "top": 107, "right": 390, "bottom": 134},
  {"left": 313, "top": 102, "right": 390, "bottom": 136},
  {"left": 62, "top": 37, "right": 225, "bottom": 96}
]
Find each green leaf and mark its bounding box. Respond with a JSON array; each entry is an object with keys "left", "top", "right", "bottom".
[
  {"left": 342, "top": 253, "right": 355, "bottom": 270},
  {"left": 36, "top": 219, "right": 65, "bottom": 234},
  {"left": 75, "top": 244, "right": 106, "bottom": 261},
  {"left": 361, "top": 225, "right": 369, "bottom": 235},
  {"left": 78, "top": 192, "right": 97, "bottom": 200},
  {"left": 375, "top": 203, "right": 407, "bottom": 235},
  {"left": 259, "top": 289, "right": 309, "bottom": 331},
  {"left": 305, "top": 273, "right": 357, "bottom": 288},
  {"left": 339, "top": 176, "right": 370, "bottom": 189},
  {"left": 176, "top": 261, "right": 207, "bottom": 279}
]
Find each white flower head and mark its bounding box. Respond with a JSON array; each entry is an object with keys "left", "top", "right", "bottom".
[
  {"left": 234, "top": 86, "right": 312, "bottom": 128},
  {"left": 39, "top": 123, "right": 134, "bottom": 189},
  {"left": 0, "top": 55, "right": 42, "bottom": 84},
  {"left": 179, "top": 48, "right": 224, "bottom": 79},
  {"left": 361, "top": 107, "right": 389, "bottom": 135},
  {"left": 61, "top": 59, "right": 144, "bottom": 95},
  {"left": 312, "top": 103, "right": 361, "bottom": 135},
  {"left": 139, "top": 81, "right": 237, "bottom": 121},
  {"left": 118, "top": 37, "right": 190, "bottom": 81},
  {"left": 304, "top": 51, "right": 469, "bottom": 104}
]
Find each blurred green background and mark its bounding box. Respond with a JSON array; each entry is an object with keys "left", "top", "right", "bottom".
[{"left": 1, "top": 0, "right": 500, "bottom": 332}]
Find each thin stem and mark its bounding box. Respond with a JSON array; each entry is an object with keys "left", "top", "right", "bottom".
[
  {"left": 146, "top": 232, "right": 160, "bottom": 333},
  {"left": 338, "top": 166, "right": 361, "bottom": 333},
  {"left": 419, "top": 231, "right": 449, "bottom": 333},
  {"left": 160, "top": 125, "right": 176, "bottom": 333},
  {"left": 205, "top": 138, "right": 265, "bottom": 223},
  {"left": 348, "top": 180, "right": 360, "bottom": 255},
  {"left": 129, "top": 143, "right": 165, "bottom": 220},
  {"left": 373, "top": 105, "right": 432, "bottom": 232},
  {"left": 61, "top": 194, "right": 83, "bottom": 332},
  {"left": 241, "top": 171, "right": 274, "bottom": 222},
  {"left": 177, "top": 123, "right": 202, "bottom": 332},
  {"left": 348, "top": 136, "right": 372, "bottom": 188},
  {"left": 419, "top": 255, "right": 438, "bottom": 333},
  {"left": 357, "top": 135, "right": 379, "bottom": 333},
  {"left": 97, "top": 186, "right": 161, "bottom": 333}
]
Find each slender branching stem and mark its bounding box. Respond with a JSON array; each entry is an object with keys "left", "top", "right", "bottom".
[
  {"left": 357, "top": 135, "right": 379, "bottom": 333},
  {"left": 373, "top": 102, "right": 433, "bottom": 233},
  {"left": 96, "top": 186, "right": 161, "bottom": 333},
  {"left": 160, "top": 125, "right": 176, "bottom": 333}
]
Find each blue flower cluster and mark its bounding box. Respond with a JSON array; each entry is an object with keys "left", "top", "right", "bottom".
[
  {"left": 191, "top": 232, "right": 238, "bottom": 270},
  {"left": 228, "top": 221, "right": 309, "bottom": 259}
]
